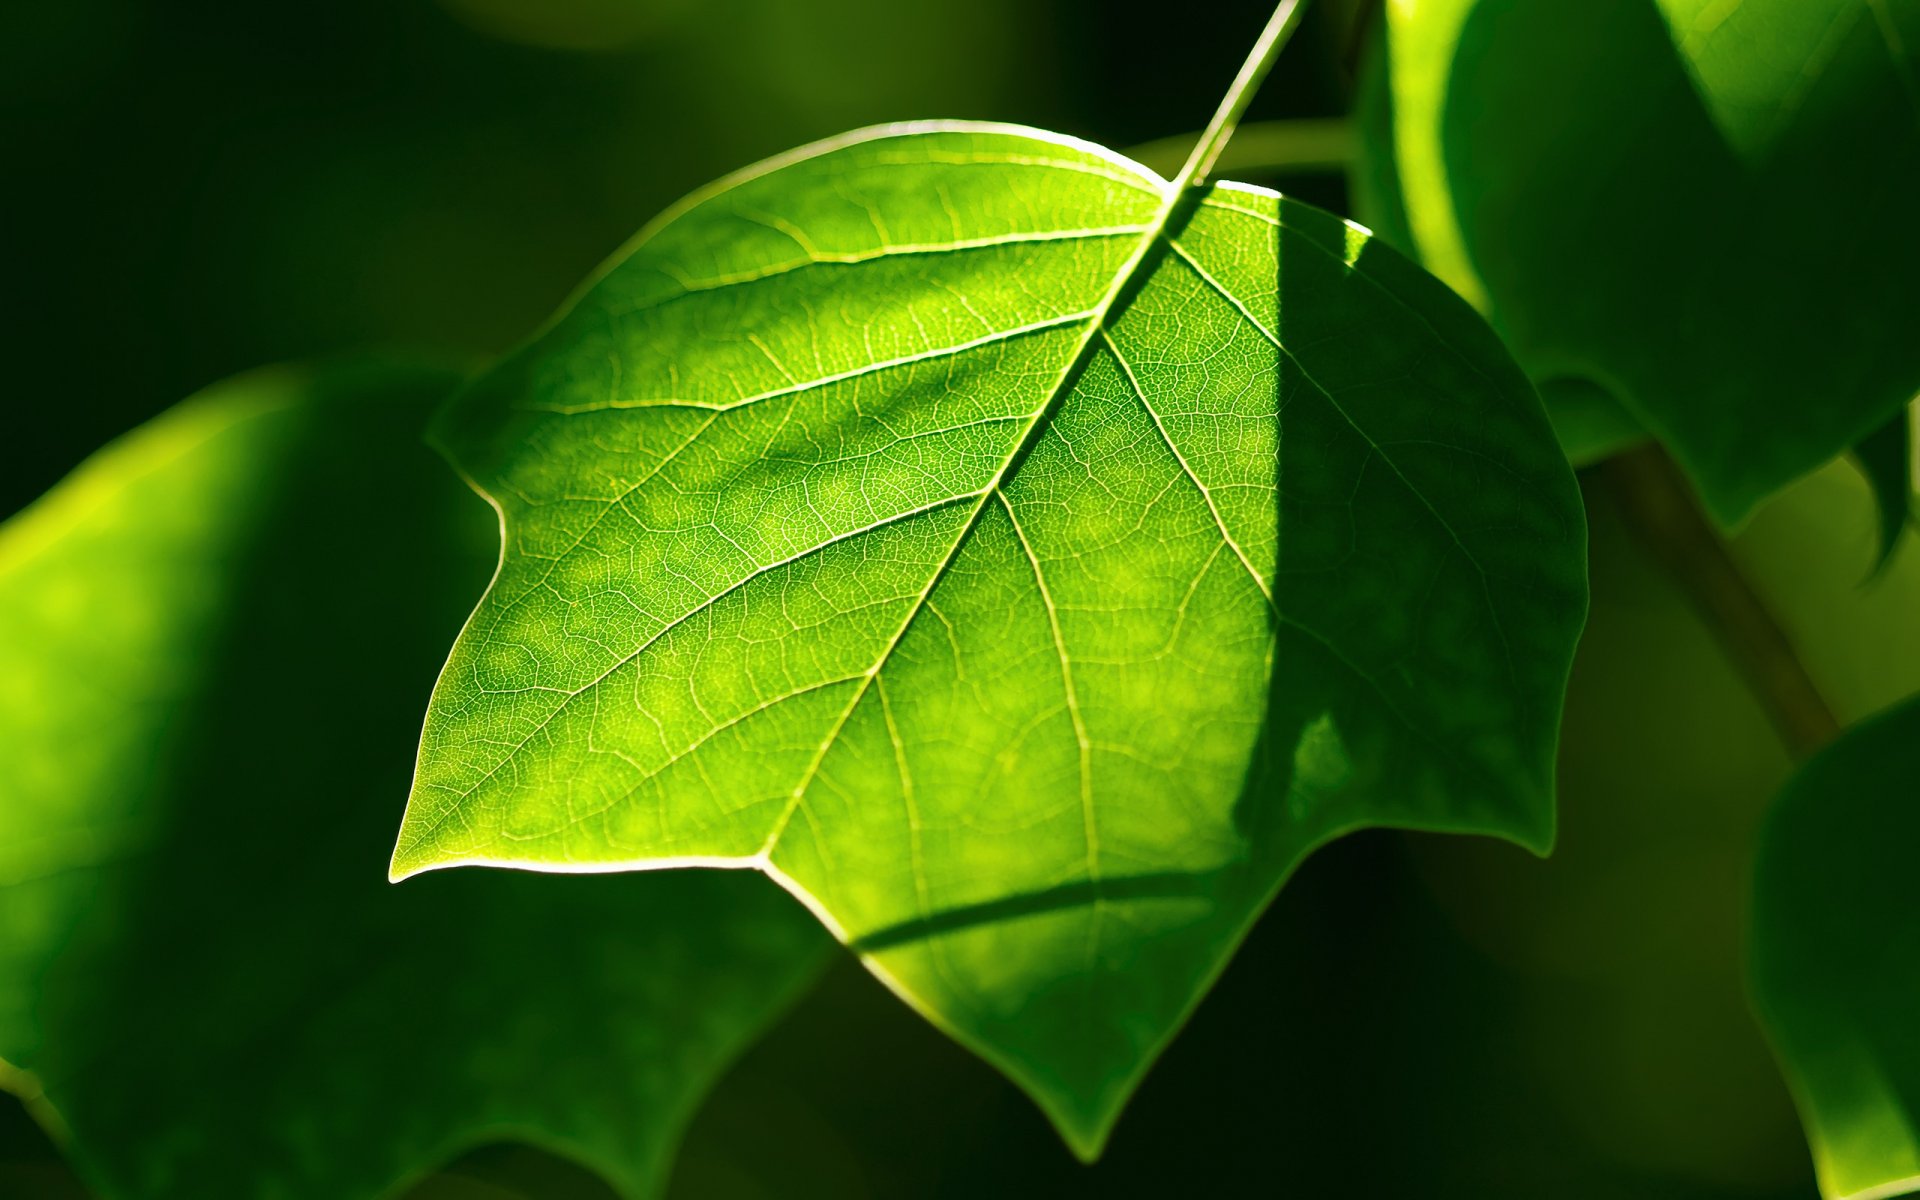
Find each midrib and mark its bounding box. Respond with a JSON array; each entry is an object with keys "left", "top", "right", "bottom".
[{"left": 757, "top": 0, "right": 1312, "bottom": 862}]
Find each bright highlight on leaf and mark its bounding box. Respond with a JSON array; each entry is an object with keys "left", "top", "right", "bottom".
[
  {"left": 391, "top": 115, "right": 1587, "bottom": 1155},
  {"left": 0, "top": 362, "right": 827, "bottom": 1200},
  {"left": 1752, "top": 693, "right": 1920, "bottom": 1200}
]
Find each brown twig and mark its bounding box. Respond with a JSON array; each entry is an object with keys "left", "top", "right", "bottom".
[{"left": 1602, "top": 444, "right": 1841, "bottom": 759}]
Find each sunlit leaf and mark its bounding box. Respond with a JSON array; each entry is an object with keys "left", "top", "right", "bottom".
[
  {"left": 1751, "top": 692, "right": 1920, "bottom": 1200},
  {"left": 389, "top": 122, "right": 1587, "bottom": 1155},
  {"left": 1370, "top": 0, "right": 1920, "bottom": 523},
  {"left": 0, "top": 362, "right": 828, "bottom": 1199}
]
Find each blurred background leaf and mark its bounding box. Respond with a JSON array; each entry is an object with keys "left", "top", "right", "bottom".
[
  {"left": 1751, "top": 693, "right": 1920, "bottom": 1200},
  {"left": 1360, "top": 0, "right": 1920, "bottom": 524},
  {"left": 0, "top": 361, "right": 828, "bottom": 1199}
]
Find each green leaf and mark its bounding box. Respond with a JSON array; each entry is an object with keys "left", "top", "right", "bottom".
[
  {"left": 1852, "top": 404, "right": 1914, "bottom": 574},
  {"left": 1540, "top": 379, "right": 1647, "bottom": 469},
  {"left": 1654, "top": 0, "right": 1907, "bottom": 162},
  {"left": 0, "top": 361, "right": 828, "bottom": 1199},
  {"left": 390, "top": 121, "right": 1588, "bottom": 1156},
  {"left": 1371, "top": 0, "right": 1920, "bottom": 524},
  {"left": 1352, "top": 38, "right": 1643, "bottom": 471},
  {"left": 1751, "top": 692, "right": 1920, "bottom": 1200}
]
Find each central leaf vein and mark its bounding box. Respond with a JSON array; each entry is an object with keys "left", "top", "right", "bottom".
[{"left": 757, "top": 173, "right": 1219, "bottom": 862}]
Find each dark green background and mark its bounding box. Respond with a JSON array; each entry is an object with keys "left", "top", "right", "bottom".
[
  {"left": 0, "top": 0, "right": 1356, "bottom": 522},
  {"left": 6, "top": 0, "right": 1903, "bottom": 1195}
]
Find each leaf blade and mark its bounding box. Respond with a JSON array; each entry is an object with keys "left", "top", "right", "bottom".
[{"left": 396, "top": 123, "right": 1588, "bottom": 1151}]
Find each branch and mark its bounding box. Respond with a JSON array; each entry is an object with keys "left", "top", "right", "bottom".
[
  {"left": 1602, "top": 444, "right": 1841, "bottom": 759},
  {"left": 1175, "top": 0, "right": 1313, "bottom": 189}
]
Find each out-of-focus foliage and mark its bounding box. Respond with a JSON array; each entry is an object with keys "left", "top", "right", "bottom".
[
  {"left": 1752, "top": 692, "right": 1920, "bottom": 1200},
  {"left": 1539, "top": 379, "right": 1648, "bottom": 468},
  {"left": 1361, "top": 0, "right": 1920, "bottom": 524},
  {"left": 0, "top": 362, "right": 826, "bottom": 1199},
  {"left": 0, "top": 0, "right": 1036, "bottom": 519},
  {"left": 1851, "top": 405, "right": 1915, "bottom": 573}
]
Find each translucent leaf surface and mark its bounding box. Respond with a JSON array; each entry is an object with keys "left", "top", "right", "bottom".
[
  {"left": 1752, "top": 693, "right": 1920, "bottom": 1200},
  {"left": 0, "top": 362, "right": 828, "bottom": 1199},
  {"left": 392, "top": 123, "right": 1588, "bottom": 1154}
]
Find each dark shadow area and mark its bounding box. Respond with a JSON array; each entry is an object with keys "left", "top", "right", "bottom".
[
  {"left": 850, "top": 873, "right": 1220, "bottom": 955},
  {"left": 1234, "top": 182, "right": 1582, "bottom": 867},
  {"left": 678, "top": 825, "right": 1816, "bottom": 1199},
  {"left": 0, "top": 1094, "right": 87, "bottom": 1200}
]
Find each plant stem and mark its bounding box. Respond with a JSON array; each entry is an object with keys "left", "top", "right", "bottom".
[
  {"left": 1603, "top": 444, "right": 1841, "bottom": 759},
  {"left": 1127, "top": 118, "right": 1353, "bottom": 180},
  {"left": 1176, "top": 0, "right": 1313, "bottom": 189},
  {"left": 0, "top": 1056, "right": 68, "bottom": 1146}
]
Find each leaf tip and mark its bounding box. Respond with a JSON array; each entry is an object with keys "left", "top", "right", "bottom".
[
  {"left": 386, "top": 835, "right": 443, "bottom": 885},
  {"left": 1023, "top": 1073, "right": 1132, "bottom": 1166},
  {"left": 1058, "top": 1117, "right": 1115, "bottom": 1165},
  {"left": 1516, "top": 803, "right": 1557, "bottom": 860}
]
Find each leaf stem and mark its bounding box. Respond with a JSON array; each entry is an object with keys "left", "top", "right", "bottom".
[
  {"left": 1176, "top": 0, "right": 1314, "bottom": 189},
  {"left": 1602, "top": 444, "right": 1841, "bottom": 759},
  {"left": 0, "top": 1055, "right": 69, "bottom": 1147}
]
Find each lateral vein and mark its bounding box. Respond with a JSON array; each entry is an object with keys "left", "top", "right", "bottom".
[
  {"left": 622, "top": 225, "right": 1152, "bottom": 315},
  {"left": 520, "top": 310, "right": 1097, "bottom": 415},
  {"left": 1099, "top": 327, "right": 1274, "bottom": 604},
  {"left": 759, "top": 142, "right": 1227, "bottom": 864}
]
